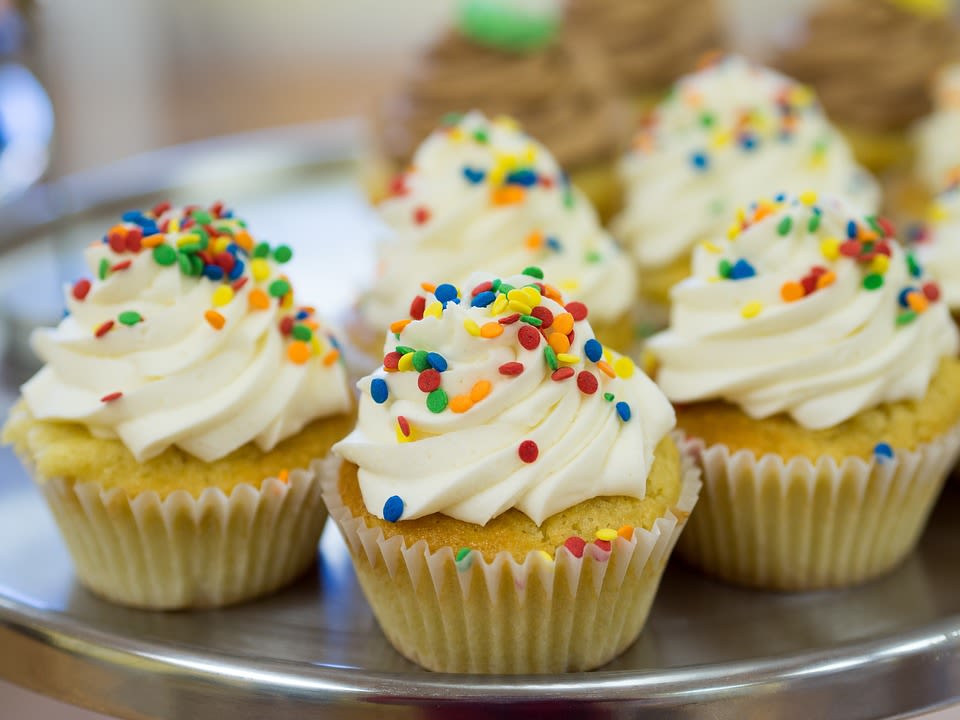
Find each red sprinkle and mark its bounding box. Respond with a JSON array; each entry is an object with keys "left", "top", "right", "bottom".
[
  {"left": 551, "top": 367, "right": 575, "bottom": 382},
  {"left": 801, "top": 275, "right": 817, "bottom": 295},
  {"left": 471, "top": 280, "right": 493, "bottom": 297},
  {"left": 594, "top": 539, "right": 612, "bottom": 552},
  {"left": 214, "top": 251, "right": 236, "bottom": 273},
  {"left": 875, "top": 241, "right": 892, "bottom": 257},
  {"left": 499, "top": 362, "right": 524, "bottom": 376},
  {"left": 413, "top": 206, "right": 431, "bottom": 225},
  {"left": 125, "top": 228, "right": 143, "bottom": 253},
  {"left": 565, "top": 301, "right": 588, "bottom": 321},
  {"left": 539, "top": 176, "right": 554, "bottom": 189},
  {"left": 518, "top": 325, "right": 541, "bottom": 350},
  {"left": 409, "top": 295, "right": 426, "bottom": 321},
  {"left": 809, "top": 265, "right": 827, "bottom": 278},
  {"left": 72, "top": 279, "right": 91, "bottom": 301},
  {"left": 108, "top": 231, "right": 126, "bottom": 253},
  {"left": 530, "top": 305, "right": 553, "bottom": 328},
  {"left": 279, "top": 317, "right": 295, "bottom": 335},
  {"left": 388, "top": 174, "right": 408, "bottom": 197},
  {"left": 397, "top": 415, "right": 411, "bottom": 437},
  {"left": 100, "top": 391, "right": 123, "bottom": 403},
  {"left": 498, "top": 313, "right": 521, "bottom": 325},
  {"left": 383, "top": 351, "right": 402, "bottom": 370},
  {"left": 923, "top": 282, "right": 941, "bottom": 302},
  {"left": 577, "top": 371, "right": 598, "bottom": 395},
  {"left": 563, "top": 536, "right": 586, "bottom": 558},
  {"left": 152, "top": 201, "right": 171, "bottom": 216},
  {"left": 110, "top": 260, "right": 132, "bottom": 272},
  {"left": 518, "top": 440, "right": 539, "bottom": 463},
  {"left": 210, "top": 201, "right": 224, "bottom": 218},
  {"left": 878, "top": 216, "right": 897, "bottom": 238},
  {"left": 839, "top": 240, "right": 861, "bottom": 257},
  {"left": 231, "top": 276, "right": 249, "bottom": 291},
  {"left": 94, "top": 320, "right": 115, "bottom": 338},
  {"left": 417, "top": 369, "right": 441, "bottom": 393}
]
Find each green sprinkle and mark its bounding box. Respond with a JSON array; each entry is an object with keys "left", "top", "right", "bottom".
[
  {"left": 585, "top": 250, "right": 602, "bottom": 263},
  {"left": 194, "top": 228, "right": 210, "bottom": 246},
  {"left": 189, "top": 254, "right": 204, "bottom": 276},
  {"left": 473, "top": 129, "right": 489, "bottom": 144},
  {"left": 426, "top": 389, "right": 448, "bottom": 413},
  {"left": 177, "top": 252, "right": 193, "bottom": 276},
  {"left": 395, "top": 345, "right": 414, "bottom": 355},
  {"left": 777, "top": 216, "right": 793, "bottom": 236},
  {"left": 896, "top": 310, "right": 917, "bottom": 325},
  {"left": 867, "top": 216, "right": 883, "bottom": 235},
  {"left": 808, "top": 213, "right": 821, "bottom": 233},
  {"left": 863, "top": 273, "right": 884, "bottom": 290},
  {"left": 273, "top": 245, "right": 293, "bottom": 264},
  {"left": 98, "top": 257, "right": 110, "bottom": 280},
  {"left": 214, "top": 222, "right": 235, "bottom": 236},
  {"left": 544, "top": 346, "right": 558, "bottom": 371},
  {"left": 709, "top": 198, "right": 725, "bottom": 217},
  {"left": 563, "top": 188, "right": 575, "bottom": 209},
  {"left": 699, "top": 111, "right": 716, "bottom": 128},
  {"left": 718, "top": 259, "right": 732, "bottom": 278},
  {"left": 152, "top": 244, "right": 177, "bottom": 266},
  {"left": 440, "top": 112, "right": 463, "bottom": 127},
  {"left": 498, "top": 283, "right": 515, "bottom": 295},
  {"left": 192, "top": 209, "right": 213, "bottom": 225},
  {"left": 253, "top": 242, "right": 271, "bottom": 258},
  {"left": 292, "top": 324, "right": 312, "bottom": 341},
  {"left": 268, "top": 279, "right": 291, "bottom": 297},
  {"left": 455, "top": 547, "right": 471, "bottom": 562},
  {"left": 522, "top": 266, "right": 544, "bottom": 279},
  {"left": 178, "top": 242, "right": 202, "bottom": 254},
  {"left": 519, "top": 314, "right": 542, "bottom": 326},
  {"left": 491, "top": 278, "right": 502, "bottom": 292},
  {"left": 907, "top": 253, "right": 922, "bottom": 278},
  {"left": 412, "top": 350, "right": 430, "bottom": 372},
  {"left": 118, "top": 311, "right": 142, "bottom": 326},
  {"left": 603, "top": 392, "right": 615, "bottom": 402}
]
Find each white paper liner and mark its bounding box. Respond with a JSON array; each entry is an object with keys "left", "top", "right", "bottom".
[
  {"left": 320, "top": 452, "right": 701, "bottom": 674},
  {"left": 677, "top": 421, "right": 960, "bottom": 591},
  {"left": 34, "top": 463, "right": 328, "bottom": 610}
]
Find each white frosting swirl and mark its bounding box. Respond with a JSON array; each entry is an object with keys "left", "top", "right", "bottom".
[
  {"left": 337, "top": 271, "right": 673, "bottom": 526},
  {"left": 649, "top": 192, "right": 958, "bottom": 429},
  {"left": 22, "top": 206, "right": 352, "bottom": 462},
  {"left": 361, "top": 111, "right": 635, "bottom": 331},
  {"left": 614, "top": 56, "right": 880, "bottom": 271},
  {"left": 913, "top": 64, "right": 960, "bottom": 192},
  {"left": 916, "top": 186, "right": 960, "bottom": 310}
]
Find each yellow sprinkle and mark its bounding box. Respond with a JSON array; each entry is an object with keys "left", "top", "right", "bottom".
[
  {"left": 175, "top": 233, "right": 200, "bottom": 247},
  {"left": 603, "top": 347, "right": 613, "bottom": 363},
  {"left": 559, "top": 279, "right": 580, "bottom": 291},
  {"left": 534, "top": 550, "right": 554, "bottom": 564},
  {"left": 204, "top": 309, "right": 225, "bottom": 330},
  {"left": 799, "top": 190, "right": 818, "bottom": 206},
  {"left": 211, "top": 285, "right": 234, "bottom": 307},
  {"left": 507, "top": 299, "right": 532, "bottom": 315},
  {"left": 398, "top": 352, "right": 415, "bottom": 372},
  {"left": 519, "top": 286, "right": 541, "bottom": 307},
  {"left": 556, "top": 353, "right": 580, "bottom": 364},
  {"left": 447, "top": 127, "right": 464, "bottom": 142},
  {"left": 423, "top": 301, "right": 443, "bottom": 319},
  {"left": 463, "top": 319, "right": 481, "bottom": 336},
  {"left": 707, "top": 276, "right": 722, "bottom": 283},
  {"left": 212, "top": 237, "right": 231, "bottom": 254},
  {"left": 493, "top": 115, "right": 520, "bottom": 130},
  {"left": 727, "top": 223, "right": 741, "bottom": 240},
  {"left": 251, "top": 258, "right": 270, "bottom": 282},
  {"left": 929, "top": 203, "right": 949, "bottom": 222},
  {"left": 870, "top": 254, "right": 890, "bottom": 274},
  {"left": 490, "top": 294, "right": 508, "bottom": 315},
  {"left": 701, "top": 240, "right": 722, "bottom": 253},
  {"left": 641, "top": 348, "right": 658, "bottom": 376},
  {"left": 613, "top": 356, "right": 635, "bottom": 379},
  {"left": 311, "top": 336, "right": 323, "bottom": 355},
  {"left": 596, "top": 528, "right": 618, "bottom": 542},
  {"left": 168, "top": 217, "right": 181, "bottom": 233},
  {"left": 711, "top": 130, "right": 732, "bottom": 149},
  {"left": 522, "top": 143, "right": 537, "bottom": 164},
  {"left": 820, "top": 237, "right": 840, "bottom": 261},
  {"left": 280, "top": 292, "right": 293, "bottom": 310},
  {"left": 396, "top": 421, "right": 415, "bottom": 443},
  {"left": 741, "top": 300, "right": 763, "bottom": 319}
]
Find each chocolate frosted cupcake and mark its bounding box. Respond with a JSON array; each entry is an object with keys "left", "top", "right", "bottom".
[
  {"left": 368, "top": 0, "right": 630, "bottom": 220},
  {"left": 775, "top": 0, "right": 960, "bottom": 172}
]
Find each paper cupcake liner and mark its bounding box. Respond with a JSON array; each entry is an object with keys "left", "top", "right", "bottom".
[
  {"left": 321, "top": 453, "right": 701, "bottom": 674},
  {"left": 677, "top": 421, "right": 960, "bottom": 591},
  {"left": 35, "top": 463, "right": 328, "bottom": 610}
]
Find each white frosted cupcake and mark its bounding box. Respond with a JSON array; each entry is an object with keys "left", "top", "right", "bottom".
[
  {"left": 910, "top": 184, "right": 960, "bottom": 319},
  {"left": 914, "top": 64, "right": 960, "bottom": 194},
  {"left": 614, "top": 55, "right": 880, "bottom": 309},
  {"left": 329, "top": 268, "right": 699, "bottom": 673},
  {"left": 648, "top": 191, "right": 960, "bottom": 590},
  {"left": 350, "top": 111, "right": 637, "bottom": 356},
  {"left": 2, "top": 202, "right": 355, "bottom": 609}
]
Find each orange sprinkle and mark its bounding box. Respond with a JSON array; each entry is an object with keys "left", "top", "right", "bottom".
[
  {"left": 525, "top": 231, "right": 544, "bottom": 250},
  {"left": 780, "top": 281, "right": 804, "bottom": 302},
  {"left": 204, "top": 309, "right": 225, "bottom": 330},
  {"left": 287, "top": 341, "right": 310, "bottom": 364},
  {"left": 233, "top": 230, "right": 254, "bottom": 251},
  {"left": 480, "top": 322, "right": 504, "bottom": 338},
  {"left": 491, "top": 186, "right": 525, "bottom": 206},
  {"left": 304, "top": 319, "right": 320, "bottom": 330},
  {"left": 142, "top": 233, "right": 165, "bottom": 248},
  {"left": 278, "top": 469, "right": 290, "bottom": 483},
  {"left": 548, "top": 332, "right": 571, "bottom": 354},
  {"left": 816, "top": 271, "right": 837, "bottom": 290},
  {"left": 753, "top": 203, "right": 775, "bottom": 222},
  {"left": 552, "top": 312, "right": 574, "bottom": 335},
  {"left": 390, "top": 318, "right": 412, "bottom": 334},
  {"left": 858, "top": 228, "right": 879, "bottom": 242},
  {"left": 908, "top": 292, "right": 929, "bottom": 312},
  {"left": 617, "top": 525, "right": 634, "bottom": 540},
  {"left": 449, "top": 395, "right": 473, "bottom": 413},
  {"left": 248, "top": 288, "right": 269, "bottom": 310},
  {"left": 420, "top": 282, "right": 436, "bottom": 293},
  {"left": 470, "top": 380, "right": 492, "bottom": 403},
  {"left": 597, "top": 360, "right": 616, "bottom": 378},
  {"left": 322, "top": 349, "right": 340, "bottom": 366},
  {"left": 542, "top": 283, "right": 563, "bottom": 302}
]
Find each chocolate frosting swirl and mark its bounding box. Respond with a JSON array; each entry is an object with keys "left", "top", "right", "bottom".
[
  {"left": 378, "top": 29, "right": 630, "bottom": 170},
  {"left": 776, "top": 0, "right": 960, "bottom": 132}
]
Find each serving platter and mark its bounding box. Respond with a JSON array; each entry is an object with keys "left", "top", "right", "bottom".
[{"left": 1, "top": 122, "right": 960, "bottom": 720}]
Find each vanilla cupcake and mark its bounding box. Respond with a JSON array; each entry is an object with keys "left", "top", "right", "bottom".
[
  {"left": 350, "top": 111, "right": 637, "bottom": 356},
  {"left": 2, "top": 202, "right": 354, "bottom": 609},
  {"left": 328, "top": 269, "right": 700, "bottom": 673},
  {"left": 915, "top": 65, "right": 960, "bottom": 194},
  {"left": 909, "top": 184, "right": 960, "bottom": 323},
  {"left": 648, "top": 191, "right": 960, "bottom": 591},
  {"left": 614, "top": 56, "right": 879, "bottom": 310}
]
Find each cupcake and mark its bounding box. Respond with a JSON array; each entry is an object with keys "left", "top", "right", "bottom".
[
  {"left": 775, "top": 0, "right": 960, "bottom": 173},
  {"left": 648, "top": 191, "right": 960, "bottom": 591},
  {"left": 564, "top": 0, "right": 723, "bottom": 109},
  {"left": 328, "top": 269, "right": 700, "bottom": 673},
  {"left": 1, "top": 202, "right": 355, "bottom": 609},
  {"left": 909, "top": 183, "right": 960, "bottom": 321},
  {"left": 350, "top": 111, "right": 637, "bottom": 357},
  {"left": 613, "top": 55, "right": 879, "bottom": 310},
  {"left": 367, "top": 0, "right": 631, "bottom": 221}
]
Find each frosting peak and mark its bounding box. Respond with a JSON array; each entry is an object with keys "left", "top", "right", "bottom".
[
  {"left": 362, "top": 111, "right": 635, "bottom": 331},
  {"left": 22, "top": 203, "right": 352, "bottom": 462},
  {"left": 338, "top": 270, "right": 673, "bottom": 526},
  {"left": 649, "top": 192, "right": 958, "bottom": 429},
  {"left": 614, "top": 56, "right": 879, "bottom": 271}
]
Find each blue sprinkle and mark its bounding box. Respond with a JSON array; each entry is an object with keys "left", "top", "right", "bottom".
[
  {"left": 203, "top": 265, "right": 225, "bottom": 281},
  {"left": 222, "top": 210, "right": 234, "bottom": 218},
  {"left": 228, "top": 260, "right": 244, "bottom": 280},
  {"left": 873, "top": 442, "right": 894, "bottom": 462},
  {"left": 329, "top": 335, "right": 342, "bottom": 350},
  {"left": 62, "top": 308, "right": 70, "bottom": 318},
  {"left": 560, "top": 170, "right": 570, "bottom": 186},
  {"left": 471, "top": 290, "right": 496, "bottom": 308},
  {"left": 774, "top": 192, "right": 786, "bottom": 203},
  {"left": 462, "top": 166, "right": 486, "bottom": 184},
  {"left": 729, "top": 258, "right": 756, "bottom": 280},
  {"left": 616, "top": 402, "right": 631, "bottom": 422},
  {"left": 505, "top": 169, "right": 537, "bottom": 187},
  {"left": 739, "top": 133, "right": 757, "bottom": 151},
  {"left": 897, "top": 287, "right": 917, "bottom": 308},
  {"left": 101, "top": 235, "right": 109, "bottom": 244},
  {"left": 121, "top": 210, "right": 144, "bottom": 223},
  {"left": 383, "top": 495, "right": 404, "bottom": 523},
  {"left": 226, "top": 243, "right": 240, "bottom": 256},
  {"left": 427, "top": 352, "right": 448, "bottom": 372},
  {"left": 370, "top": 378, "right": 389, "bottom": 404},
  {"left": 846, "top": 220, "right": 858, "bottom": 239},
  {"left": 139, "top": 222, "right": 159, "bottom": 237},
  {"left": 584, "top": 338, "right": 603, "bottom": 363},
  {"left": 546, "top": 236, "right": 562, "bottom": 251},
  {"left": 434, "top": 283, "right": 458, "bottom": 303},
  {"left": 296, "top": 310, "right": 310, "bottom": 320},
  {"left": 690, "top": 151, "right": 709, "bottom": 172}
]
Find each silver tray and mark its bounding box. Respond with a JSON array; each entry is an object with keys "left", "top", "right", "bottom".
[{"left": 1, "top": 123, "right": 960, "bottom": 720}]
